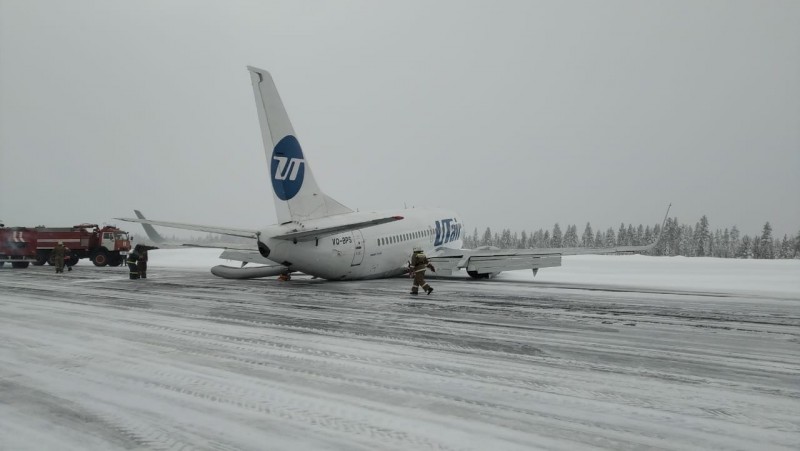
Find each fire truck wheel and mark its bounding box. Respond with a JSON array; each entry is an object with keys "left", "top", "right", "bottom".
[
  {"left": 66, "top": 253, "right": 79, "bottom": 267},
  {"left": 0, "top": 261, "right": 4, "bottom": 268},
  {"left": 108, "top": 255, "right": 122, "bottom": 267},
  {"left": 12, "top": 262, "right": 30, "bottom": 269},
  {"left": 34, "top": 251, "right": 48, "bottom": 266},
  {"left": 93, "top": 250, "right": 109, "bottom": 267}
]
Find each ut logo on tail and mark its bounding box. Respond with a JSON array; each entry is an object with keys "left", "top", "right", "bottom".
[
  {"left": 273, "top": 156, "right": 304, "bottom": 181},
  {"left": 270, "top": 135, "right": 306, "bottom": 200}
]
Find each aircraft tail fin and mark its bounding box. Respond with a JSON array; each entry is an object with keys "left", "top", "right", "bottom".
[{"left": 247, "top": 66, "right": 352, "bottom": 224}]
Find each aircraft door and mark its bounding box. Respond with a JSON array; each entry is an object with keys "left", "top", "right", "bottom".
[{"left": 351, "top": 230, "right": 364, "bottom": 266}]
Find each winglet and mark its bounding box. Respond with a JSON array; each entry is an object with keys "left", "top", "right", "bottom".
[{"left": 134, "top": 210, "right": 166, "bottom": 244}]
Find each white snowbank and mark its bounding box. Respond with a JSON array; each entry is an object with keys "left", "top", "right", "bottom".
[{"left": 501, "top": 254, "right": 800, "bottom": 297}]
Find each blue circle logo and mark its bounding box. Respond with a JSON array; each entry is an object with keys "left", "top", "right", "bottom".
[{"left": 270, "top": 135, "right": 305, "bottom": 200}]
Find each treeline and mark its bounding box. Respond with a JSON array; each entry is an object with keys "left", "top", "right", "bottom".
[{"left": 463, "top": 216, "right": 800, "bottom": 259}]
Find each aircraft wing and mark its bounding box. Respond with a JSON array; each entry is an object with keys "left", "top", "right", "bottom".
[
  {"left": 122, "top": 212, "right": 291, "bottom": 279},
  {"left": 428, "top": 242, "right": 658, "bottom": 277},
  {"left": 216, "top": 242, "right": 659, "bottom": 281},
  {"left": 430, "top": 205, "right": 671, "bottom": 278},
  {"left": 125, "top": 210, "right": 258, "bottom": 250},
  {"left": 272, "top": 215, "right": 404, "bottom": 242},
  {"left": 116, "top": 217, "right": 259, "bottom": 239}
]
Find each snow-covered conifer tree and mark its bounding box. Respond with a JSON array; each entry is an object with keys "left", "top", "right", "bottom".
[
  {"left": 617, "top": 223, "right": 627, "bottom": 246},
  {"left": 500, "top": 229, "right": 512, "bottom": 249},
  {"left": 481, "top": 227, "right": 492, "bottom": 247},
  {"left": 605, "top": 227, "right": 616, "bottom": 247},
  {"left": 758, "top": 222, "right": 774, "bottom": 259},
  {"left": 551, "top": 224, "right": 562, "bottom": 248},
  {"left": 563, "top": 225, "right": 578, "bottom": 247},
  {"left": 582, "top": 222, "right": 594, "bottom": 247}
]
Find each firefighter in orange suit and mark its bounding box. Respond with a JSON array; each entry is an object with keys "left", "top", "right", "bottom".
[{"left": 409, "top": 247, "right": 434, "bottom": 295}]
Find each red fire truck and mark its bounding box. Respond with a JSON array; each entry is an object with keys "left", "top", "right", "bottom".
[
  {"left": 32, "top": 224, "right": 132, "bottom": 267},
  {"left": 0, "top": 226, "right": 38, "bottom": 268}
]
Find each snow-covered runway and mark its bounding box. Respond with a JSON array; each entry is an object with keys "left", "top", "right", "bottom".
[{"left": 1, "top": 254, "right": 798, "bottom": 450}]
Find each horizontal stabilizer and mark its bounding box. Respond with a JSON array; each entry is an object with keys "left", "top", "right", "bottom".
[{"left": 273, "top": 215, "right": 403, "bottom": 242}]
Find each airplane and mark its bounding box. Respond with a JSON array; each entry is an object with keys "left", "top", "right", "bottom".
[
  {"left": 131, "top": 209, "right": 291, "bottom": 279},
  {"left": 118, "top": 66, "right": 669, "bottom": 281}
]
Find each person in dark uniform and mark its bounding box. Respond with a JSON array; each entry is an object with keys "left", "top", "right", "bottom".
[
  {"left": 127, "top": 245, "right": 141, "bottom": 279},
  {"left": 136, "top": 245, "right": 158, "bottom": 279},
  {"left": 409, "top": 247, "right": 434, "bottom": 295},
  {"left": 53, "top": 241, "right": 71, "bottom": 273}
]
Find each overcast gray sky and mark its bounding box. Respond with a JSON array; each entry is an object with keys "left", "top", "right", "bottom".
[{"left": 1, "top": 0, "right": 798, "bottom": 238}]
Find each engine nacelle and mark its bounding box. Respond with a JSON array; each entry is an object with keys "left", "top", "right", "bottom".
[
  {"left": 210, "top": 265, "right": 288, "bottom": 279},
  {"left": 467, "top": 270, "right": 502, "bottom": 279},
  {"left": 257, "top": 241, "right": 270, "bottom": 258}
]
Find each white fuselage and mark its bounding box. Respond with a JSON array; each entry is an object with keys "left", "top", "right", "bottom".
[{"left": 260, "top": 208, "right": 463, "bottom": 280}]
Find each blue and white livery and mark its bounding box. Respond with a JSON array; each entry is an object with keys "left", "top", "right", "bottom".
[{"left": 118, "top": 67, "right": 666, "bottom": 281}]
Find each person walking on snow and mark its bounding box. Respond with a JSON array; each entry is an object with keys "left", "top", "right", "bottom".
[
  {"left": 53, "top": 241, "right": 71, "bottom": 273},
  {"left": 409, "top": 247, "right": 434, "bottom": 295}
]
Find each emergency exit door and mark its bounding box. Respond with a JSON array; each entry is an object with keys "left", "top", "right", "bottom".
[{"left": 351, "top": 230, "right": 364, "bottom": 266}]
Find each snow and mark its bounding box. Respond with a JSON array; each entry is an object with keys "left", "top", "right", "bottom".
[
  {"left": 149, "top": 248, "right": 800, "bottom": 297},
  {"left": 1, "top": 252, "right": 798, "bottom": 450},
  {"left": 504, "top": 254, "right": 800, "bottom": 298}
]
